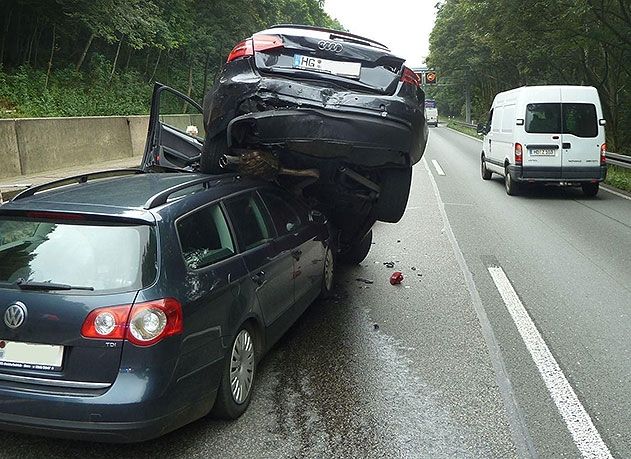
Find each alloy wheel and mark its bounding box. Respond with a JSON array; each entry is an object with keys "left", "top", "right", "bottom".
[{"left": 229, "top": 329, "right": 255, "bottom": 404}]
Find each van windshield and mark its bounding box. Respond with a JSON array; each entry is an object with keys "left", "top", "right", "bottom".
[
  {"left": 525, "top": 103, "right": 597, "bottom": 138},
  {"left": 0, "top": 217, "right": 157, "bottom": 293}
]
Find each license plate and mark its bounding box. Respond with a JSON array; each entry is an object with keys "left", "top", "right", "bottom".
[
  {"left": 293, "top": 54, "right": 361, "bottom": 78},
  {"left": 531, "top": 149, "right": 557, "bottom": 156},
  {"left": 0, "top": 340, "right": 63, "bottom": 371}
]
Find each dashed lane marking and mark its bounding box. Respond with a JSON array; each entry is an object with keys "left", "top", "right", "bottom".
[{"left": 431, "top": 159, "right": 446, "bottom": 176}]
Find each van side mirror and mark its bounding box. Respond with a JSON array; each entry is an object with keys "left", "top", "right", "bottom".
[
  {"left": 599, "top": 119, "right": 606, "bottom": 126},
  {"left": 476, "top": 123, "right": 486, "bottom": 135}
]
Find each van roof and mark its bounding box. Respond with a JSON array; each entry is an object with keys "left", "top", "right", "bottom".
[{"left": 493, "top": 85, "right": 600, "bottom": 105}]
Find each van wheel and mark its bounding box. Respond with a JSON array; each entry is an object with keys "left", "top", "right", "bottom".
[
  {"left": 340, "top": 229, "right": 373, "bottom": 265},
  {"left": 581, "top": 183, "right": 599, "bottom": 197},
  {"left": 481, "top": 155, "right": 492, "bottom": 180},
  {"left": 212, "top": 325, "right": 256, "bottom": 419},
  {"left": 505, "top": 167, "right": 520, "bottom": 196},
  {"left": 200, "top": 133, "right": 227, "bottom": 174},
  {"left": 375, "top": 168, "right": 412, "bottom": 223}
]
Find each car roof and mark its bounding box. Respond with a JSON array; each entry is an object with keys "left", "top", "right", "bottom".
[{"left": 0, "top": 171, "right": 263, "bottom": 222}]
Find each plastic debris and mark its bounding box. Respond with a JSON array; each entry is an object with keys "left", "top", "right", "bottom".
[
  {"left": 356, "top": 277, "right": 374, "bottom": 284},
  {"left": 383, "top": 261, "right": 395, "bottom": 268},
  {"left": 411, "top": 266, "right": 417, "bottom": 271},
  {"left": 390, "top": 271, "right": 404, "bottom": 285},
  {"left": 373, "top": 323, "right": 380, "bottom": 330}
]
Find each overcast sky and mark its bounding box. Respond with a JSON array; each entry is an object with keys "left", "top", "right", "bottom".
[{"left": 323, "top": 0, "right": 437, "bottom": 69}]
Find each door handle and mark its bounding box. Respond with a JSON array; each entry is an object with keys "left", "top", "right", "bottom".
[
  {"left": 251, "top": 270, "right": 265, "bottom": 285},
  {"left": 291, "top": 249, "right": 302, "bottom": 261}
]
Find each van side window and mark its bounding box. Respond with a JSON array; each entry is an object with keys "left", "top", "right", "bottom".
[
  {"left": 177, "top": 204, "right": 235, "bottom": 269},
  {"left": 526, "top": 103, "right": 561, "bottom": 133},
  {"left": 491, "top": 107, "right": 503, "bottom": 132},
  {"left": 562, "top": 103, "right": 597, "bottom": 138}
]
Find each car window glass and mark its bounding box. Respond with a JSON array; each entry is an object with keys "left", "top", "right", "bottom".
[
  {"left": 0, "top": 218, "right": 157, "bottom": 292},
  {"left": 562, "top": 103, "right": 597, "bottom": 138},
  {"left": 525, "top": 103, "right": 561, "bottom": 133},
  {"left": 259, "top": 190, "right": 301, "bottom": 236},
  {"left": 159, "top": 89, "right": 205, "bottom": 140},
  {"left": 486, "top": 109, "right": 493, "bottom": 130},
  {"left": 224, "top": 193, "right": 272, "bottom": 251},
  {"left": 177, "top": 205, "right": 234, "bottom": 269},
  {"left": 491, "top": 106, "right": 502, "bottom": 132}
]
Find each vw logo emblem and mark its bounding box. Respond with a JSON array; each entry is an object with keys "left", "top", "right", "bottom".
[
  {"left": 4, "top": 302, "right": 27, "bottom": 329},
  {"left": 318, "top": 40, "right": 343, "bottom": 53}
]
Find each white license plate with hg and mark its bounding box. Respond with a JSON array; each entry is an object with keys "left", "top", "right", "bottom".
[
  {"left": 293, "top": 54, "right": 361, "bottom": 78},
  {"left": 530, "top": 148, "right": 557, "bottom": 156},
  {"left": 0, "top": 340, "right": 63, "bottom": 371}
]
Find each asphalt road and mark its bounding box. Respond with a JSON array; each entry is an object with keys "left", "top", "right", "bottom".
[{"left": 0, "top": 126, "right": 629, "bottom": 458}]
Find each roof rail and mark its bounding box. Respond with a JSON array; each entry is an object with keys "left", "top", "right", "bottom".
[
  {"left": 269, "top": 24, "right": 389, "bottom": 50},
  {"left": 11, "top": 169, "right": 145, "bottom": 202},
  {"left": 143, "top": 174, "right": 240, "bottom": 210}
]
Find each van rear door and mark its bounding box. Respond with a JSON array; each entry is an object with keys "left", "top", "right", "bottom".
[
  {"left": 523, "top": 95, "right": 563, "bottom": 178},
  {"left": 559, "top": 94, "right": 603, "bottom": 179}
]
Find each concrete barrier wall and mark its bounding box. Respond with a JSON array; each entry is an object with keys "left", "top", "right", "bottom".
[{"left": 0, "top": 113, "right": 208, "bottom": 179}]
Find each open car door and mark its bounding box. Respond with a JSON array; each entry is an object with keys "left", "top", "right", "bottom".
[{"left": 142, "top": 83, "right": 205, "bottom": 171}]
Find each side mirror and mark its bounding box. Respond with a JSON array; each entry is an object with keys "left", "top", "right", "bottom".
[
  {"left": 308, "top": 210, "right": 327, "bottom": 225},
  {"left": 476, "top": 123, "right": 486, "bottom": 135}
]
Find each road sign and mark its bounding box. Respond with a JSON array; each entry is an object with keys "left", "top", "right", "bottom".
[{"left": 425, "top": 71, "right": 437, "bottom": 84}]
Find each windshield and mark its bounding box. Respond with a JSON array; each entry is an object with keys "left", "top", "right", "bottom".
[{"left": 0, "top": 217, "right": 157, "bottom": 293}]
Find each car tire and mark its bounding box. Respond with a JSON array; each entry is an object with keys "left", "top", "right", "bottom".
[
  {"left": 199, "top": 132, "right": 227, "bottom": 174},
  {"left": 505, "top": 166, "right": 520, "bottom": 196},
  {"left": 340, "top": 229, "right": 372, "bottom": 265},
  {"left": 319, "top": 246, "right": 336, "bottom": 299},
  {"left": 211, "top": 324, "right": 256, "bottom": 420},
  {"left": 375, "top": 168, "right": 412, "bottom": 223},
  {"left": 481, "top": 155, "right": 492, "bottom": 180},
  {"left": 581, "top": 182, "right": 599, "bottom": 197}
]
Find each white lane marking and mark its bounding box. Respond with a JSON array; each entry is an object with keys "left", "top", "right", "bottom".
[
  {"left": 487, "top": 266, "right": 613, "bottom": 459},
  {"left": 431, "top": 159, "right": 446, "bottom": 176},
  {"left": 601, "top": 185, "right": 631, "bottom": 201}
]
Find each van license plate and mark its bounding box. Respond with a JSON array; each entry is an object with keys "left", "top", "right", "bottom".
[
  {"left": 293, "top": 55, "right": 361, "bottom": 78},
  {"left": 0, "top": 340, "right": 63, "bottom": 371},
  {"left": 531, "top": 149, "right": 556, "bottom": 156}
]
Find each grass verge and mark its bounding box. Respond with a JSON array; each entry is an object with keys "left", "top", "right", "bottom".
[
  {"left": 447, "top": 122, "right": 479, "bottom": 139},
  {"left": 605, "top": 164, "right": 631, "bottom": 192}
]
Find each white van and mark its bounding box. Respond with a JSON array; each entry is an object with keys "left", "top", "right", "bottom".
[
  {"left": 478, "top": 85, "right": 607, "bottom": 196},
  {"left": 425, "top": 99, "right": 438, "bottom": 127}
]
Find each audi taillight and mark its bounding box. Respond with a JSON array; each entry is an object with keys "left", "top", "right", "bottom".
[
  {"left": 401, "top": 66, "right": 420, "bottom": 87},
  {"left": 226, "top": 39, "right": 253, "bottom": 63},
  {"left": 226, "top": 35, "right": 283, "bottom": 63},
  {"left": 600, "top": 143, "right": 607, "bottom": 165},
  {"left": 514, "top": 143, "right": 523, "bottom": 165},
  {"left": 81, "top": 298, "right": 183, "bottom": 346}
]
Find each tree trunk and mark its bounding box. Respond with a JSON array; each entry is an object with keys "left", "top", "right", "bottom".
[
  {"left": 124, "top": 47, "right": 132, "bottom": 70},
  {"left": 202, "top": 53, "right": 210, "bottom": 96},
  {"left": 45, "top": 25, "right": 56, "bottom": 89},
  {"left": 76, "top": 32, "right": 95, "bottom": 71},
  {"left": 26, "top": 20, "right": 39, "bottom": 66},
  {"left": 0, "top": 8, "right": 13, "bottom": 66},
  {"left": 109, "top": 36, "right": 123, "bottom": 81},
  {"left": 147, "top": 48, "right": 162, "bottom": 83},
  {"left": 183, "top": 53, "right": 194, "bottom": 112},
  {"left": 33, "top": 26, "right": 44, "bottom": 67}
]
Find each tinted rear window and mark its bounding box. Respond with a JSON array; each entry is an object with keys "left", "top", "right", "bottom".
[
  {"left": 0, "top": 218, "right": 157, "bottom": 292},
  {"left": 525, "top": 103, "right": 597, "bottom": 137}
]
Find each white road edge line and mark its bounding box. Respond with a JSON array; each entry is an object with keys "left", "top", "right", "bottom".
[
  {"left": 487, "top": 266, "right": 613, "bottom": 459},
  {"left": 431, "top": 159, "right": 446, "bottom": 176},
  {"left": 601, "top": 185, "right": 631, "bottom": 201}
]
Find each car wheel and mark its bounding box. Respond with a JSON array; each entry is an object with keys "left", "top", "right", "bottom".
[
  {"left": 505, "top": 166, "right": 520, "bottom": 196},
  {"left": 340, "top": 229, "right": 373, "bottom": 265},
  {"left": 375, "top": 168, "right": 412, "bottom": 223},
  {"left": 481, "top": 155, "right": 492, "bottom": 180},
  {"left": 319, "top": 246, "right": 335, "bottom": 299},
  {"left": 212, "top": 325, "right": 256, "bottom": 419},
  {"left": 199, "top": 132, "right": 227, "bottom": 174},
  {"left": 581, "top": 182, "right": 599, "bottom": 197}
]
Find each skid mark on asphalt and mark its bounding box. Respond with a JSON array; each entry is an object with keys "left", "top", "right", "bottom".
[{"left": 487, "top": 266, "right": 613, "bottom": 459}]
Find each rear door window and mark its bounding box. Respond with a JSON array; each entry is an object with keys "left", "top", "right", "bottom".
[
  {"left": 224, "top": 192, "right": 273, "bottom": 251},
  {"left": 259, "top": 190, "right": 301, "bottom": 236},
  {"left": 0, "top": 217, "right": 157, "bottom": 292},
  {"left": 526, "top": 103, "right": 561, "bottom": 133},
  {"left": 177, "top": 204, "right": 235, "bottom": 270},
  {"left": 562, "top": 103, "right": 597, "bottom": 137}
]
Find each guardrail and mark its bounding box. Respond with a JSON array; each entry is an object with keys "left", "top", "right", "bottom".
[{"left": 446, "top": 121, "right": 631, "bottom": 170}]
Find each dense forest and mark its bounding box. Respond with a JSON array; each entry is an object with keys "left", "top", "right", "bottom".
[
  {"left": 0, "top": 0, "right": 341, "bottom": 118},
  {"left": 427, "top": 0, "right": 631, "bottom": 153}
]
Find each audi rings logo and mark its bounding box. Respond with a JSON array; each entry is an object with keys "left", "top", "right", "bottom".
[
  {"left": 318, "top": 40, "right": 343, "bottom": 53},
  {"left": 4, "top": 302, "right": 27, "bottom": 329}
]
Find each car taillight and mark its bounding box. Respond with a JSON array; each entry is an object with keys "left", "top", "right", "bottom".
[
  {"left": 226, "top": 39, "right": 253, "bottom": 63},
  {"left": 514, "top": 143, "right": 523, "bottom": 165},
  {"left": 127, "top": 298, "right": 183, "bottom": 347},
  {"left": 253, "top": 34, "right": 283, "bottom": 53},
  {"left": 81, "top": 305, "right": 132, "bottom": 339},
  {"left": 600, "top": 143, "right": 607, "bottom": 165},
  {"left": 401, "top": 66, "right": 420, "bottom": 87},
  {"left": 81, "top": 298, "right": 183, "bottom": 346}
]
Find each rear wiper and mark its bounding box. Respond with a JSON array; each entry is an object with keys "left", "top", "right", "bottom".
[{"left": 15, "top": 279, "right": 94, "bottom": 291}]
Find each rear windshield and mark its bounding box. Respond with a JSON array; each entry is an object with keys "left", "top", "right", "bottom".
[
  {"left": 525, "top": 103, "right": 598, "bottom": 137},
  {"left": 425, "top": 100, "right": 437, "bottom": 108},
  {"left": 0, "top": 218, "right": 157, "bottom": 293}
]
